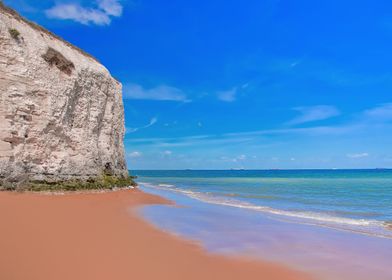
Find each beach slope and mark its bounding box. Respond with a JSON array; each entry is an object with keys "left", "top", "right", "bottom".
[{"left": 0, "top": 190, "right": 311, "bottom": 280}]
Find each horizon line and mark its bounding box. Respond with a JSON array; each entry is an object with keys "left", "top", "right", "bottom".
[{"left": 130, "top": 168, "right": 392, "bottom": 171}]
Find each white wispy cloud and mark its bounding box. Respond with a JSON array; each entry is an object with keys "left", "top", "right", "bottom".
[
  {"left": 161, "top": 150, "right": 172, "bottom": 156},
  {"left": 124, "top": 104, "right": 392, "bottom": 149},
  {"left": 347, "top": 153, "right": 369, "bottom": 159},
  {"left": 235, "top": 154, "right": 246, "bottom": 161},
  {"left": 287, "top": 105, "right": 340, "bottom": 125},
  {"left": 98, "top": 0, "right": 123, "bottom": 16},
  {"left": 128, "top": 151, "right": 142, "bottom": 158},
  {"left": 124, "top": 84, "right": 189, "bottom": 102},
  {"left": 217, "top": 87, "right": 237, "bottom": 102},
  {"left": 290, "top": 61, "right": 300, "bottom": 68},
  {"left": 362, "top": 103, "right": 392, "bottom": 123},
  {"left": 220, "top": 155, "right": 247, "bottom": 162},
  {"left": 126, "top": 133, "right": 254, "bottom": 149},
  {"left": 45, "top": 0, "right": 123, "bottom": 26},
  {"left": 124, "top": 124, "right": 359, "bottom": 148},
  {"left": 127, "top": 117, "right": 158, "bottom": 133}
]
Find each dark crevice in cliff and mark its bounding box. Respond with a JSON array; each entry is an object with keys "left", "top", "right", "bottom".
[
  {"left": 93, "top": 92, "right": 109, "bottom": 137},
  {"left": 42, "top": 48, "right": 75, "bottom": 75},
  {"left": 62, "top": 80, "right": 83, "bottom": 128}
]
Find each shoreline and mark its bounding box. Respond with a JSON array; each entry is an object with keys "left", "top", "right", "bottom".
[
  {"left": 139, "top": 182, "right": 392, "bottom": 240},
  {"left": 0, "top": 188, "right": 311, "bottom": 280},
  {"left": 139, "top": 181, "right": 392, "bottom": 280}
]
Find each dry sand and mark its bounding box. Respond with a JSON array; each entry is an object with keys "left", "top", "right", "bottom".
[{"left": 0, "top": 189, "right": 312, "bottom": 280}]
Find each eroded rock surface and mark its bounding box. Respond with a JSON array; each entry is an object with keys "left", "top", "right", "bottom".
[{"left": 0, "top": 4, "right": 129, "bottom": 190}]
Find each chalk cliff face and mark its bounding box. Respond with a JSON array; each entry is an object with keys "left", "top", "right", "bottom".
[{"left": 0, "top": 4, "right": 129, "bottom": 190}]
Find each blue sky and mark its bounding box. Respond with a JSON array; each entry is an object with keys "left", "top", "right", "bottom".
[{"left": 7, "top": 0, "right": 392, "bottom": 169}]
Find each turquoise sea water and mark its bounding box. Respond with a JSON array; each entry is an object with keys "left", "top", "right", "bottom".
[
  {"left": 134, "top": 169, "right": 392, "bottom": 238},
  {"left": 134, "top": 169, "right": 392, "bottom": 280}
]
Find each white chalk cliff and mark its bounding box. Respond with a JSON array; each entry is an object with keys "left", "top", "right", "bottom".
[{"left": 0, "top": 4, "right": 129, "bottom": 190}]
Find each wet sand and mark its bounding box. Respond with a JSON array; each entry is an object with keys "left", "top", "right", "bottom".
[{"left": 0, "top": 189, "right": 311, "bottom": 280}]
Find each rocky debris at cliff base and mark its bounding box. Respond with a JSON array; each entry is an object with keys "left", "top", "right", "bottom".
[{"left": 0, "top": 175, "right": 137, "bottom": 192}]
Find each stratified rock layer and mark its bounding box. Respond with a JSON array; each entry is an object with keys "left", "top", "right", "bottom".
[{"left": 0, "top": 4, "right": 129, "bottom": 189}]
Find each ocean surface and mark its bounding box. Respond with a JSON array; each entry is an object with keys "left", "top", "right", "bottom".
[
  {"left": 133, "top": 169, "right": 392, "bottom": 280},
  {"left": 135, "top": 169, "right": 392, "bottom": 238}
]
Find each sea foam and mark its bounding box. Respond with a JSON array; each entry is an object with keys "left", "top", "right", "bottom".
[{"left": 140, "top": 182, "right": 392, "bottom": 239}]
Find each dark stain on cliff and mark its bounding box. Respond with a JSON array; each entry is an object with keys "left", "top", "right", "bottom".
[{"left": 42, "top": 47, "right": 75, "bottom": 75}]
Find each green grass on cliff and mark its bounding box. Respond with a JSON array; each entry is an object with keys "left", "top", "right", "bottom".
[{"left": 8, "top": 28, "right": 20, "bottom": 39}]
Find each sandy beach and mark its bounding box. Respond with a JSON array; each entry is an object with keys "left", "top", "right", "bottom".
[{"left": 0, "top": 189, "right": 311, "bottom": 280}]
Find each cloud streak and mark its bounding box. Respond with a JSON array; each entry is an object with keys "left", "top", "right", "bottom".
[
  {"left": 127, "top": 117, "right": 158, "bottom": 134},
  {"left": 161, "top": 150, "right": 172, "bottom": 156},
  {"left": 98, "top": 0, "right": 123, "bottom": 16},
  {"left": 216, "top": 84, "right": 248, "bottom": 102},
  {"left": 217, "top": 87, "right": 237, "bottom": 102},
  {"left": 125, "top": 124, "right": 357, "bottom": 148},
  {"left": 124, "top": 84, "right": 189, "bottom": 102},
  {"left": 347, "top": 153, "right": 369, "bottom": 159},
  {"left": 124, "top": 104, "right": 392, "bottom": 151},
  {"left": 287, "top": 105, "right": 340, "bottom": 125},
  {"left": 45, "top": 0, "right": 123, "bottom": 26},
  {"left": 128, "top": 151, "right": 142, "bottom": 158},
  {"left": 362, "top": 103, "right": 392, "bottom": 123}
]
